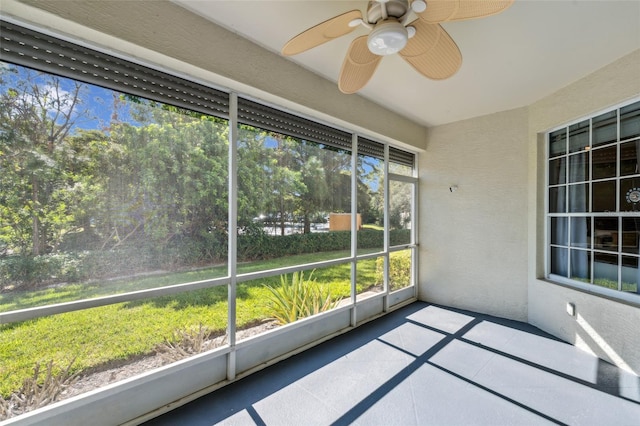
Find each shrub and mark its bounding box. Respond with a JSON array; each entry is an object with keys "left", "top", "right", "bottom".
[
  {"left": 265, "top": 270, "right": 341, "bottom": 324},
  {"left": 375, "top": 250, "right": 412, "bottom": 291},
  {"left": 0, "top": 228, "right": 410, "bottom": 290},
  {"left": 389, "top": 229, "right": 411, "bottom": 246},
  {"left": 357, "top": 228, "right": 383, "bottom": 249},
  {"left": 0, "top": 253, "right": 85, "bottom": 290}
]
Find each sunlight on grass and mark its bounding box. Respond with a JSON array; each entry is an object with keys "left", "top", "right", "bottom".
[
  {"left": 0, "top": 268, "right": 228, "bottom": 313},
  {"left": 362, "top": 224, "right": 383, "bottom": 231},
  {"left": 236, "top": 250, "right": 351, "bottom": 274},
  {"left": 0, "top": 251, "right": 357, "bottom": 313},
  {"left": 0, "top": 254, "right": 380, "bottom": 398}
]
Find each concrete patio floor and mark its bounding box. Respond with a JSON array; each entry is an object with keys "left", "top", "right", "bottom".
[{"left": 144, "top": 302, "right": 640, "bottom": 425}]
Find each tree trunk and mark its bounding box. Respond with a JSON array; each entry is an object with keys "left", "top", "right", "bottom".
[
  {"left": 31, "top": 175, "right": 40, "bottom": 255},
  {"left": 279, "top": 199, "right": 286, "bottom": 236},
  {"left": 303, "top": 213, "right": 311, "bottom": 234}
]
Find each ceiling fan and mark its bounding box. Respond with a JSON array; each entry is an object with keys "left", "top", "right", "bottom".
[{"left": 281, "top": 0, "right": 514, "bottom": 94}]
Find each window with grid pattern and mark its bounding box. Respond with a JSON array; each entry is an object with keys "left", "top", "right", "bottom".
[{"left": 547, "top": 100, "right": 640, "bottom": 297}]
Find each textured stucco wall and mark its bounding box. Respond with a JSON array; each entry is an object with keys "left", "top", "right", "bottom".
[
  {"left": 527, "top": 49, "right": 640, "bottom": 373},
  {"left": 418, "top": 49, "right": 640, "bottom": 370},
  {"left": 3, "top": 0, "right": 426, "bottom": 150},
  {"left": 419, "top": 107, "right": 530, "bottom": 321}
]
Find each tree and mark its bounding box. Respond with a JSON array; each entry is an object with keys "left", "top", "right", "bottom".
[
  {"left": 389, "top": 180, "right": 412, "bottom": 230},
  {"left": 268, "top": 135, "right": 305, "bottom": 236},
  {"left": 358, "top": 155, "right": 383, "bottom": 226},
  {"left": 102, "top": 98, "right": 229, "bottom": 250},
  {"left": 294, "top": 141, "right": 329, "bottom": 234},
  {"left": 0, "top": 65, "right": 87, "bottom": 254},
  {"left": 237, "top": 126, "right": 271, "bottom": 228}
]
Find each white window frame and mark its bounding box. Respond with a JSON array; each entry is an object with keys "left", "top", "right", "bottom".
[{"left": 545, "top": 97, "right": 640, "bottom": 307}]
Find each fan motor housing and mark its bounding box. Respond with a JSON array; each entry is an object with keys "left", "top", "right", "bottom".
[{"left": 367, "top": 0, "right": 409, "bottom": 24}]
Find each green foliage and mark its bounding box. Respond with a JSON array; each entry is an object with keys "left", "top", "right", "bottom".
[
  {"left": 264, "top": 270, "right": 341, "bottom": 324},
  {"left": 0, "top": 289, "right": 228, "bottom": 398},
  {"left": 237, "top": 228, "right": 408, "bottom": 262},
  {"left": 572, "top": 277, "right": 638, "bottom": 293},
  {"left": 0, "top": 229, "right": 413, "bottom": 290},
  {"left": 0, "top": 64, "right": 408, "bottom": 291},
  {"left": 0, "top": 253, "right": 84, "bottom": 289},
  {"left": 375, "top": 250, "right": 412, "bottom": 291},
  {"left": 237, "top": 230, "right": 351, "bottom": 261}
]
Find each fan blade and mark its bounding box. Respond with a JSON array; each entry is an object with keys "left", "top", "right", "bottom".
[
  {"left": 338, "top": 36, "right": 383, "bottom": 94},
  {"left": 416, "top": 0, "right": 514, "bottom": 24},
  {"left": 399, "top": 20, "right": 461, "bottom": 80},
  {"left": 282, "top": 10, "right": 362, "bottom": 56}
]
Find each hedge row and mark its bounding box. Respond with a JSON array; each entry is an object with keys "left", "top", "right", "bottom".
[{"left": 0, "top": 229, "right": 410, "bottom": 290}]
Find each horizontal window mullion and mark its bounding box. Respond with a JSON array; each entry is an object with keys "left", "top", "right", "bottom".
[
  {"left": 0, "top": 277, "right": 229, "bottom": 325},
  {"left": 389, "top": 244, "right": 416, "bottom": 252},
  {"left": 388, "top": 173, "right": 418, "bottom": 183},
  {"left": 235, "top": 256, "right": 353, "bottom": 284}
]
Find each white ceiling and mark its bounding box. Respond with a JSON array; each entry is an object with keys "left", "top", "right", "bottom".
[{"left": 173, "top": 0, "right": 639, "bottom": 127}]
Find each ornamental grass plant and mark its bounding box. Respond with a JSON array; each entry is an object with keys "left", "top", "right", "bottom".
[{"left": 265, "top": 270, "right": 341, "bottom": 324}]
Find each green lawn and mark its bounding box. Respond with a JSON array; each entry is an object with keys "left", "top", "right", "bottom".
[
  {"left": 0, "top": 252, "right": 378, "bottom": 398},
  {"left": 0, "top": 250, "right": 356, "bottom": 313}
]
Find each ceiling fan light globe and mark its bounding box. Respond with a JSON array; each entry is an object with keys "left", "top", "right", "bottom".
[
  {"left": 367, "top": 21, "right": 408, "bottom": 55},
  {"left": 411, "top": 0, "right": 427, "bottom": 13}
]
